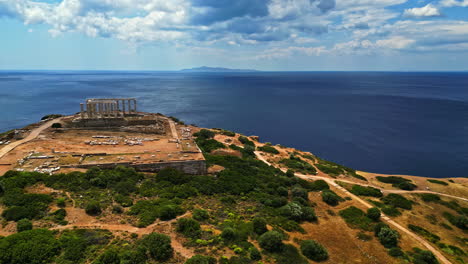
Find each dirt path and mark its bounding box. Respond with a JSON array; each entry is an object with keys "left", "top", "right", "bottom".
[
  {"left": 255, "top": 152, "right": 467, "bottom": 202},
  {"left": 51, "top": 211, "right": 194, "bottom": 259},
  {"left": 254, "top": 152, "right": 453, "bottom": 264},
  {"left": 0, "top": 118, "right": 62, "bottom": 160}
]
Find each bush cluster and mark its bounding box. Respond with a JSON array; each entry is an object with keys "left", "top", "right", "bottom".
[
  {"left": 300, "top": 240, "right": 329, "bottom": 262},
  {"left": 280, "top": 155, "right": 317, "bottom": 175},
  {"left": 350, "top": 185, "right": 383, "bottom": 197},
  {"left": 176, "top": 218, "right": 202, "bottom": 238},
  {"left": 258, "top": 145, "right": 280, "bottom": 154},
  {"left": 258, "top": 231, "right": 284, "bottom": 252},
  {"left": 376, "top": 176, "right": 417, "bottom": 190},
  {"left": 382, "top": 194, "right": 413, "bottom": 210}
]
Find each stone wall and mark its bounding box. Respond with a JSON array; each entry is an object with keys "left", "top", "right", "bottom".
[{"left": 69, "top": 160, "right": 207, "bottom": 175}]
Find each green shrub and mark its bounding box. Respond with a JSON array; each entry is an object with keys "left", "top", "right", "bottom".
[
  {"left": 0, "top": 229, "right": 60, "bottom": 264},
  {"left": 252, "top": 217, "right": 268, "bottom": 235},
  {"left": 56, "top": 198, "right": 66, "bottom": 207},
  {"left": 377, "top": 227, "right": 399, "bottom": 248},
  {"left": 411, "top": 249, "right": 439, "bottom": 264},
  {"left": 300, "top": 240, "right": 329, "bottom": 262},
  {"left": 220, "top": 130, "right": 236, "bottom": 137},
  {"left": 193, "top": 209, "right": 209, "bottom": 221},
  {"left": 85, "top": 200, "right": 102, "bottom": 215},
  {"left": 291, "top": 186, "right": 308, "bottom": 200},
  {"left": 16, "top": 218, "right": 33, "bottom": 232},
  {"left": 194, "top": 129, "right": 215, "bottom": 139},
  {"left": 388, "top": 247, "right": 404, "bottom": 257},
  {"left": 382, "top": 194, "right": 413, "bottom": 210},
  {"left": 408, "top": 224, "right": 440, "bottom": 243},
  {"left": 321, "top": 190, "right": 342, "bottom": 206},
  {"left": 112, "top": 205, "right": 123, "bottom": 214},
  {"left": 339, "top": 206, "right": 374, "bottom": 231},
  {"left": 51, "top": 123, "right": 62, "bottom": 129},
  {"left": 139, "top": 233, "right": 173, "bottom": 261},
  {"left": 249, "top": 247, "right": 262, "bottom": 260},
  {"left": 396, "top": 181, "right": 417, "bottom": 191},
  {"left": 375, "top": 176, "right": 417, "bottom": 190},
  {"left": 238, "top": 136, "right": 255, "bottom": 147},
  {"left": 176, "top": 218, "right": 201, "bottom": 238},
  {"left": 1, "top": 191, "right": 52, "bottom": 221},
  {"left": 258, "top": 231, "right": 284, "bottom": 252},
  {"left": 274, "top": 244, "right": 309, "bottom": 264},
  {"left": 159, "top": 205, "right": 180, "bottom": 220},
  {"left": 221, "top": 227, "right": 237, "bottom": 241},
  {"left": 419, "top": 193, "right": 441, "bottom": 202},
  {"left": 367, "top": 207, "right": 381, "bottom": 221},
  {"left": 309, "top": 180, "right": 330, "bottom": 191},
  {"left": 258, "top": 145, "right": 279, "bottom": 154},
  {"left": 374, "top": 222, "right": 389, "bottom": 236},
  {"left": 280, "top": 156, "right": 317, "bottom": 175},
  {"left": 95, "top": 248, "right": 120, "bottom": 264},
  {"left": 350, "top": 185, "right": 383, "bottom": 197},
  {"left": 115, "top": 194, "right": 133, "bottom": 207},
  {"left": 427, "top": 179, "right": 448, "bottom": 186},
  {"left": 442, "top": 212, "right": 467, "bottom": 230},
  {"left": 185, "top": 255, "right": 217, "bottom": 264},
  {"left": 279, "top": 202, "right": 316, "bottom": 222},
  {"left": 196, "top": 138, "right": 226, "bottom": 153},
  {"left": 381, "top": 206, "right": 401, "bottom": 217}
]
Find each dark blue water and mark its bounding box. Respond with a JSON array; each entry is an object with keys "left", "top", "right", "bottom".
[{"left": 1, "top": 71, "right": 467, "bottom": 178}]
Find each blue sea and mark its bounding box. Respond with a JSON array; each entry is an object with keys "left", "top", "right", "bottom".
[{"left": 1, "top": 71, "right": 467, "bottom": 178}]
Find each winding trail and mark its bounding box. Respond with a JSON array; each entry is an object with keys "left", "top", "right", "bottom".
[
  {"left": 254, "top": 152, "right": 454, "bottom": 264},
  {"left": 0, "top": 118, "right": 62, "bottom": 159}
]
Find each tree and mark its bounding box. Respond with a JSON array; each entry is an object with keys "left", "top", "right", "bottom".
[
  {"left": 16, "top": 218, "right": 32, "bottom": 232},
  {"left": 176, "top": 218, "right": 201, "bottom": 238},
  {"left": 321, "top": 191, "right": 340, "bottom": 206},
  {"left": 413, "top": 250, "right": 439, "bottom": 264},
  {"left": 221, "top": 227, "right": 237, "bottom": 241},
  {"left": 196, "top": 129, "right": 215, "bottom": 139},
  {"left": 193, "top": 209, "right": 209, "bottom": 221},
  {"left": 258, "top": 231, "right": 283, "bottom": 252},
  {"left": 300, "top": 240, "right": 329, "bottom": 262},
  {"left": 252, "top": 217, "right": 268, "bottom": 235},
  {"left": 378, "top": 227, "right": 399, "bottom": 248},
  {"left": 367, "top": 207, "right": 381, "bottom": 221},
  {"left": 249, "top": 247, "right": 262, "bottom": 261},
  {"left": 139, "top": 233, "right": 173, "bottom": 261},
  {"left": 85, "top": 200, "right": 102, "bottom": 215},
  {"left": 0, "top": 229, "right": 60, "bottom": 264},
  {"left": 51, "top": 123, "right": 62, "bottom": 129}
]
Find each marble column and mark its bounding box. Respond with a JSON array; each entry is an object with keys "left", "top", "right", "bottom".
[
  {"left": 134, "top": 99, "right": 137, "bottom": 113},
  {"left": 80, "top": 103, "right": 84, "bottom": 118}
]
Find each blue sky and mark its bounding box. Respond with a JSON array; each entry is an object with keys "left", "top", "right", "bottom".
[{"left": 0, "top": 0, "right": 468, "bottom": 71}]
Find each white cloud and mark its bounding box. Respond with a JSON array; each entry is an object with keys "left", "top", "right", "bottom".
[
  {"left": 440, "top": 0, "right": 468, "bottom": 7},
  {"left": 403, "top": 4, "right": 441, "bottom": 18},
  {"left": 254, "top": 46, "right": 327, "bottom": 59}
]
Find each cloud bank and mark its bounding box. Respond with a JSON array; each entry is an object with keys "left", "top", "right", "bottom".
[{"left": 0, "top": 0, "right": 467, "bottom": 59}]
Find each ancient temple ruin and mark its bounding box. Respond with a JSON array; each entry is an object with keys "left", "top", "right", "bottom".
[{"left": 80, "top": 98, "right": 137, "bottom": 119}]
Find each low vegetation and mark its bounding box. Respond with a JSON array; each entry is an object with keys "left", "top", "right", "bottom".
[
  {"left": 280, "top": 155, "right": 317, "bottom": 175},
  {"left": 427, "top": 179, "right": 449, "bottom": 186},
  {"left": 349, "top": 185, "right": 383, "bottom": 197},
  {"left": 257, "top": 144, "right": 280, "bottom": 154},
  {"left": 376, "top": 176, "right": 417, "bottom": 190}
]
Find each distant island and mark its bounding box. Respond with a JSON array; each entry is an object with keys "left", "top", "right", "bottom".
[{"left": 180, "top": 66, "right": 259, "bottom": 72}]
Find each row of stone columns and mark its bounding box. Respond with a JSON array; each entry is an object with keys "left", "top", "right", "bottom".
[{"left": 80, "top": 98, "right": 137, "bottom": 119}]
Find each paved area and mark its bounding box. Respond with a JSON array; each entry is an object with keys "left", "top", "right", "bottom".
[{"left": 0, "top": 118, "right": 62, "bottom": 160}]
